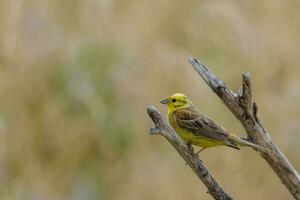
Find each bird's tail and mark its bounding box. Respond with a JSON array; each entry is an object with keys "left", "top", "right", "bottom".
[{"left": 228, "top": 134, "right": 271, "bottom": 154}]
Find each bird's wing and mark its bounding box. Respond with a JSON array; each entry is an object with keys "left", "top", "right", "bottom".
[{"left": 174, "top": 107, "right": 230, "bottom": 142}]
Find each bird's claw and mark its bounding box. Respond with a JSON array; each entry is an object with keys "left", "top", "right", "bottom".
[{"left": 186, "top": 142, "right": 194, "bottom": 154}]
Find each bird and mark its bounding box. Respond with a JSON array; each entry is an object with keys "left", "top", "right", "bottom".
[{"left": 160, "top": 93, "right": 270, "bottom": 154}]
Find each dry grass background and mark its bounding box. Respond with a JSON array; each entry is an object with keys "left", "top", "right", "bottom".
[{"left": 0, "top": 0, "right": 300, "bottom": 199}]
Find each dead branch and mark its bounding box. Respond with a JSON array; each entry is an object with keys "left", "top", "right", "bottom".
[
  {"left": 189, "top": 57, "right": 300, "bottom": 200},
  {"left": 147, "top": 106, "right": 234, "bottom": 200}
]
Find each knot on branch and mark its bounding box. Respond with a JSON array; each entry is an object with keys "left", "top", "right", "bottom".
[{"left": 149, "top": 127, "right": 163, "bottom": 135}]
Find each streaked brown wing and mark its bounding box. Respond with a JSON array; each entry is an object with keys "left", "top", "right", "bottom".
[{"left": 174, "top": 107, "right": 229, "bottom": 142}]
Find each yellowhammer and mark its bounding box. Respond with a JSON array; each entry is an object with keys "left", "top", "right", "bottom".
[{"left": 160, "top": 93, "right": 269, "bottom": 153}]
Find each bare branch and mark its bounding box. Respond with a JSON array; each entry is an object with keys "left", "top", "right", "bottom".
[
  {"left": 189, "top": 57, "right": 300, "bottom": 200},
  {"left": 147, "top": 106, "right": 234, "bottom": 200}
]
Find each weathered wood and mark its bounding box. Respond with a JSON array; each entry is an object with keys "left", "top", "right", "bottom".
[
  {"left": 189, "top": 57, "right": 300, "bottom": 199},
  {"left": 147, "top": 106, "right": 234, "bottom": 200}
]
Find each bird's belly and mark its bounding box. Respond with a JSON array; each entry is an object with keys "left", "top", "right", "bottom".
[{"left": 173, "top": 127, "right": 224, "bottom": 148}]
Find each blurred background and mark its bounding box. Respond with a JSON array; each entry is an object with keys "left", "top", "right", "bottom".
[{"left": 0, "top": 0, "right": 299, "bottom": 199}]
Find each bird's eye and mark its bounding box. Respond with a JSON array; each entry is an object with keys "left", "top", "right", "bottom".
[{"left": 172, "top": 99, "right": 176, "bottom": 103}]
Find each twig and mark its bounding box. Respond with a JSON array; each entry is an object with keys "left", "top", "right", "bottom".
[
  {"left": 147, "top": 106, "right": 234, "bottom": 200},
  {"left": 189, "top": 57, "right": 300, "bottom": 200}
]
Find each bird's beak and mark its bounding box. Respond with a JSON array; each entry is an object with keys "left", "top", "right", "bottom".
[{"left": 160, "top": 99, "right": 169, "bottom": 104}]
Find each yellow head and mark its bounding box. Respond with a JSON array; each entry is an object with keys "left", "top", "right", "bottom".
[{"left": 160, "top": 93, "right": 193, "bottom": 113}]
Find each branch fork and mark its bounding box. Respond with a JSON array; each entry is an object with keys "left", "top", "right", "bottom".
[{"left": 189, "top": 58, "right": 300, "bottom": 199}]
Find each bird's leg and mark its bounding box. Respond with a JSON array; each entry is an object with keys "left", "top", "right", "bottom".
[{"left": 195, "top": 147, "right": 206, "bottom": 155}]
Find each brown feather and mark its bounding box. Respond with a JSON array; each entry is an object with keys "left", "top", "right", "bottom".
[{"left": 172, "top": 107, "right": 232, "bottom": 143}]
